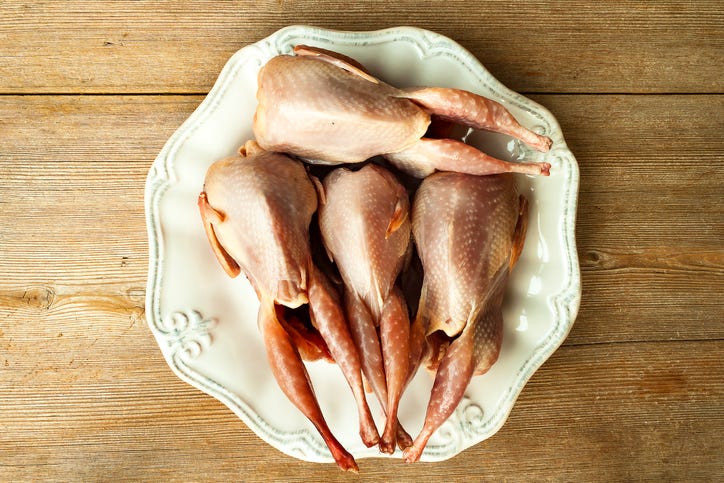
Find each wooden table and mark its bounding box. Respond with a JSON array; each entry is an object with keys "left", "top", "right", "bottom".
[{"left": 1, "top": 2, "right": 722, "bottom": 480}]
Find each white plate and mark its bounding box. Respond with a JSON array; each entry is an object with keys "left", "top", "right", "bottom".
[{"left": 145, "top": 25, "right": 581, "bottom": 464}]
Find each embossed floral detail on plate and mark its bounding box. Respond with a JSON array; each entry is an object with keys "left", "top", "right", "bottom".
[{"left": 159, "top": 310, "right": 216, "bottom": 359}]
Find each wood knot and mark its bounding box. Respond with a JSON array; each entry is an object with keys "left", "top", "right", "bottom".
[
  {"left": 22, "top": 286, "right": 55, "bottom": 310},
  {"left": 582, "top": 249, "right": 611, "bottom": 268},
  {"left": 586, "top": 250, "right": 601, "bottom": 262}
]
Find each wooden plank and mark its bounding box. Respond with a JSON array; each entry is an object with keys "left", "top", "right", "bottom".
[
  {"left": 529, "top": 93, "right": 724, "bottom": 344},
  {"left": 0, "top": 1, "right": 721, "bottom": 94},
  {"left": 1, "top": 3, "right": 720, "bottom": 481},
  {"left": 0, "top": 96, "right": 197, "bottom": 298},
  {"left": 0, "top": 94, "right": 720, "bottom": 479},
  {"left": 1, "top": 333, "right": 720, "bottom": 480},
  {"left": 2, "top": 94, "right": 721, "bottom": 345}
]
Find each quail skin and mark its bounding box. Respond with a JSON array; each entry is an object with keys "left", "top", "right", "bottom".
[
  {"left": 198, "top": 144, "right": 379, "bottom": 471},
  {"left": 254, "top": 45, "right": 551, "bottom": 178},
  {"left": 404, "top": 172, "right": 529, "bottom": 462},
  {"left": 318, "top": 164, "right": 415, "bottom": 453}
]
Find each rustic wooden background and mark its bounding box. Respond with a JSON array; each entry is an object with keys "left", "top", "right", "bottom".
[{"left": 1, "top": 2, "right": 722, "bottom": 481}]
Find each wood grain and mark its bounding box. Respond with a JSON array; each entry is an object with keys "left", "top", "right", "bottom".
[
  {"left": 530, "top": 94, "right": 724, "bottom": 346},
  {"left": 0, "top": 1, "right": 721, "bottom": 94},
  {"left": 1, "top": 333, "right": 721, "bottom": 481},
  {"left": 1, "top": 93, "right": 722, "bottom": 479},
  {"left": 2, "top": 94, "right": 721, "bottom": 345},
  {"left": 1, "top": 2, "right": 722, "bottom": 479}
]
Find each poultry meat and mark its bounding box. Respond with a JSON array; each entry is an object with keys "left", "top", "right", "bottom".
[
  {"left": 403, "top": 171, "right": 529, "bottom": 462},
  {"left": 195, "top": 43, "right": 548, "bottom": 469},
  {"left": 317, "top": 164, "right": 421, "bottom": 453},
  {"left": 197, "top": 142, "right": 379, "bottom": 472},
  {"left": 253, "top": 45, "right": 551, "bottom": 178}
]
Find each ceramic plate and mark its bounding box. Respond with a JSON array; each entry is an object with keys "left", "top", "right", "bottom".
[{"left": 145, "top": 25, "right": 581, "bottom": 463}]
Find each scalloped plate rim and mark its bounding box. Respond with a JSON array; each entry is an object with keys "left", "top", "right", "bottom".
[{"left": 144, "top": 25, "right": 581, "bottom": 464}]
